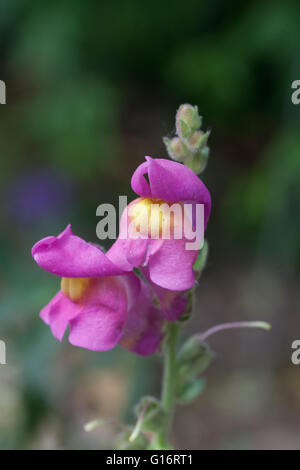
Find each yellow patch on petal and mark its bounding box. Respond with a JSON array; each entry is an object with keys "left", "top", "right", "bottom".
[
  {"left": 128, "top": 197, "right": 185, "bottom": 239},
  {"left": 61, "top": 277, "right": 92, "bottom": 302}
]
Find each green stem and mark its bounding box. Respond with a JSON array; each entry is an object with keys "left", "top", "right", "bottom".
[{"left": 153, "top": 322, "right": 179, "bottom": 449}]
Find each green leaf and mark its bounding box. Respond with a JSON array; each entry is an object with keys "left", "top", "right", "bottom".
[
  {"left": 193, "top": 240, "right": 209, "bottom": 274},
  {"left": 178, "top": 119, "right": 192, "bottom": 140},
  {"left": 177, "top": 377, "right": 206, "bottom": 404},
  {"left": 177, "top": 337, "right": 213, "bottom": 381}
]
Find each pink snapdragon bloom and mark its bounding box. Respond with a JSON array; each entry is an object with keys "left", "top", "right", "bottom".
[
  {"left": 32, "top": 225, "right": 162, "bottom": 355},
  {"left": 107, "top": 157, "right": 211, "bottom": 319}
]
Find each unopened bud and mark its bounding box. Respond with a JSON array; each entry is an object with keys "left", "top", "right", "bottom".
[
  {"left": 177, "top": 337, "right": 213, "bottom": 381},
  {"left": 176, "top": 104, "right": 202, "bottom": 140},
  {"left": 163, "top": 136, "right": 189, "bottom": 161},
  {"left": 177, "top": 377, "right": 206, "bottom": 404},
  {"left": 134, "top": 396, "right": 166, "bottom": 434},
  {"left": 187, "top": 130, "right": 210, "bottom": 153},
  {"left": 185, "top": 146, "right": 210, "bottom": 174}
]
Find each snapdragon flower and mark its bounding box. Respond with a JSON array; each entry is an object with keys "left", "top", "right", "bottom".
[
  {"left": 108, "top": 157, "right": 211, "bottom": 290},
  {"left": 32, "top": 225, "right": 162, "bottom": 355},
  {"left": 107, "top": 156, "right": 211, "bottom": 319}
]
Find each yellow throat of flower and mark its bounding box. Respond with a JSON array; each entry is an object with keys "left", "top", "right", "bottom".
[
  {"left": 129, "top": 197, "right": 184, "bottom": 238},
  {"left": 61, "top": 277, "right": 91, "bottom": 302}
]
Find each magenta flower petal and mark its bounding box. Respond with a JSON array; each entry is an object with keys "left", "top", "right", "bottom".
[
  {"left": 119, "top": 272, "right": 141, "bottom": 310},
  {"left": 40, "top": 290, "right": 81, "bottom": 341},
  {"left": 108, "top": 237, "right": 161, "bottom": 269},
  {"left": 106, "top": 237, "right": 133, "bottom": 271},
  {"left": 131, "top": 157, "right": 211, "bottom": 226},
  {"left": 107, "top": 202, "right": 162, "bottom": 269},
  {"left": 142, "top": 267, "right": 187, "bottom": 321},
  {"left": 155, "top": 289, "right": 187, "bottom": 322},
  {"left": 120, "top": 282, "right": 163, "bottom": 355},
  {"left": 39, "top": 274, "right": 148, "bottom": 352},
  {"left": 32, "top": 225, "right": 127, "bottom": 277},
  {"left": 113, "top": 237, "right": 150, "bottom": 267},
  {"left": 147, "top": 238, "right": 197, "bottom": 291},
  {"left": 130, "top": 160, "right": 152, "bottom": 198},
  {"left": 68, "top": 277, "right": 128, "bottom": 351}
]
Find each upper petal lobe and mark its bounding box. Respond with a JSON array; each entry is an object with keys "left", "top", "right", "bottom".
[
  {"left": 131, "top": 157, "right": 211, "bottom": 227},
  {"left": 32, "top": 225, "right": 128, "bottom": 277}
]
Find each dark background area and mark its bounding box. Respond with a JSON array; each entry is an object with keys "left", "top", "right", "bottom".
[{"left": 0, "top": 0, "right": 300, "bottom": 449}]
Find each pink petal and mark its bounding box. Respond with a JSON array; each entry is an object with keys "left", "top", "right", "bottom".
[
  {"left": 119, "top": 272, "right": 141, "bottom": 310},
  {"left": 147, "top": 238, "right": 197, "bottom": 291},
  {"left": 107, "top": 201, "right": 162, "bottom": 269},
  {"left": 142, "top": 267, "right": 187, "bottom": 321},
  {"left": 68, "top": 277, "right": 128, "bottom": 351},
  {"left": 106, "top": 237, "right": 133, "bottom": 271},
  {"left": 120, "top": 281, "right": 163, "bottom": 356},
  {"left": 131, "top": 157, "right": 211, "bottom": 227},
  {"left": 40, "top": 290, "right": 81, "bottom": 341},
  {"left": 130, "top": 160, "right": 152, "bottom": 197},
  {"left": 32, "top": 225, "right": 127, "bottom": 277}
]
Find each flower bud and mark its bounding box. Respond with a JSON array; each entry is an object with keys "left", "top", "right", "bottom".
[
  {"left": 186, "top": 130, "right": 210, "bottom": 153},
  {"left": 163, "top": 136, "right": 189, "bottom": 161},
  {"left": 177, "top": 377, "right": 206, "bottom": 404},
  {"left": 185, "top": 146, "right": 210, "bottom": 174},
  {"left": 134, "top": 396, "right": 166, "bottom": 433},
  {"left": 176, "top": 336, "right": 213, "bottom": 381},
  {"left": 176, "top": 104, "right": 202, "bottom": 140}
]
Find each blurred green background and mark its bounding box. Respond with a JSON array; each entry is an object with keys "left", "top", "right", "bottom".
[{"left": 1, "top": 0, "right": 300, "bottom": 449}]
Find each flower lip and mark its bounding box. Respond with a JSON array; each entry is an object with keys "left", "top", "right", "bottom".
[
  {"left": 32, "top": 224, "right": 129, "bottom": 278},
  {"left": 131, "top": 156, "right": 211, "bottom": 227},
  {"left": 39, "top": 272, "right": 162, "bottom": 354}
]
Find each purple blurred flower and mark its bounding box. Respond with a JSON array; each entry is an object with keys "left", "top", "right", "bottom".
[{"left": 5, "top": 169, "right": 75, "bottom": 224}]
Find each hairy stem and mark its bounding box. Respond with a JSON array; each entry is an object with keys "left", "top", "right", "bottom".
[{"left": 153, "top": 322, "right": 179, "bottom": 449}]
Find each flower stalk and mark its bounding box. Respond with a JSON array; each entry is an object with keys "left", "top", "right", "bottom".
[{"left": 152, "top": 322, "right": 179, "bottom": 449}]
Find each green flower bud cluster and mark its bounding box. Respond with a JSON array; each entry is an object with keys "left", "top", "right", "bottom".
[{"left": 163, "top": 103, "right": 210, "bottom": 174}]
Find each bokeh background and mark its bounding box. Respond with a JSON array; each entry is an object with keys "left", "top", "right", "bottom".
[{"left": 1, "top": 0, "right": 300, "bottom": 449}]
